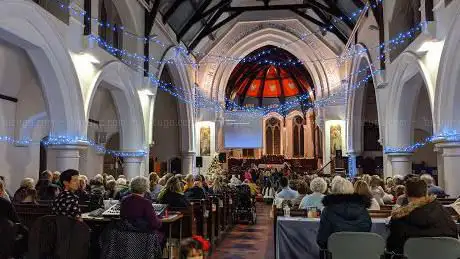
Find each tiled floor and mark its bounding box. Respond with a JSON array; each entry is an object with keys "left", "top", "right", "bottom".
[{"left": 210, "top": 203, "right": 274, "bottom": 259}]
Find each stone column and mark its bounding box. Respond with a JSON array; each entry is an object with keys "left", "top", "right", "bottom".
[
  {"left": 388, "top": 153, "right": 413, "bottom": 177},
  {"left": 123, "top": 156, "right": 144, "bottom": 180},
  {"left": 438, "top": 142, "right": 460, "bottom": 197},
  {"left": 49, "top": 144, "right": 87, "bottom": 172},
  {"left": 434, "top": 146, "right": 444, "bottom": 188},
  {"left": 182, "top": 151, "right": 195, "bottom": 175}
]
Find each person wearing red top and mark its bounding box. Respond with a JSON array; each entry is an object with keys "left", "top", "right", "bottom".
[{"left": 120, "top": 176, "right": 162, "bottom": 234}]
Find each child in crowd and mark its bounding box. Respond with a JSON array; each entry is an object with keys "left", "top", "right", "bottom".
[{"left": 180, "top": 236, "right": 209, "bottom": 259}]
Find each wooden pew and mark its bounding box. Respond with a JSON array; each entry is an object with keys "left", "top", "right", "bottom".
[
  {"left": 189, "top": 199, "right": 207, "bottom": 237},
  {"left": 167, "top": 205, "right": 197, "bottom": 239},
  {"left": 206, "top": 197, "right": 217, "bottom": 245},
  {"left": 368, "top": 209, "right": 392, "bottom": 218},
  {"left": 380, "top": 205, "right": 394, "bottom": 211}
]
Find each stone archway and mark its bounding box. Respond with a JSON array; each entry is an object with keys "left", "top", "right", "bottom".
[
  {"left": 0, "top": 0, "right": 86, "bottom": 137},
  {"left": 385, "top": 52, "right": 435, "bottom": 177},
  {"left": 86, "top": 61, "right": 145, "bottom": 179}
]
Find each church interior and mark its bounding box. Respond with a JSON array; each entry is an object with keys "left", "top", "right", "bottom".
[{"left": 1, "top": 0, "right": 460, "bottom": 258}]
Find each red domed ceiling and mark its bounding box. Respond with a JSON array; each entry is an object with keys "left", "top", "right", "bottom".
[{"left": 226, "top": 46, "right": 315, "bottom": 107}]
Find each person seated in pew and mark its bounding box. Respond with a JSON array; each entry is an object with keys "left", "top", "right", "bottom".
[
  {"left": 386, "top": 177, "right": 458, "bottom": 255},
  {"left": 180, "top": 236, "right": 210, "bottom": 259},
  {"left": 51, "top": 169, "right": 82, "bottom": 220},
  {"left": 184, "top": 174, "right": 194, "bottom": 192},
  {"left": 273, "top": 176, "right": 299, "bottom": 209},
  {"left": 210, "top": 176, "right": 226, "bottom": 196},
  {"left": 0, "top": 179, "right": 19, "bottom": 223},
  {"left": 120, "top": 176, "right": 163, "bottom": 234},
  {"left": 158, "top": 176, "right": 190, "bottom": 208},
  {"left": 420, "top": 174, "right": 447, "bottom": 198},
  {"left": 299, "top": 177, "right": 327, "bottom": 211},
  {"left": 317, "top": 177, "right": 372, "bottom": 249},
  {"left": 185, "top": 177, "right": 207, "bottom": 200},
  {"left": 354, "top": 180, "right": 380, "bottom": 210},
  {"left": 36, "top": 170, "right": 59, "bottom": 201},
  {"left": 13, "top": 178, "right": 38, "bottom": 204},
  {"left": 149, "top": 172, "right": 162, "bottom": 201},
  {"left": 75, "top": 175, "right": 90, "bottom": 203}
]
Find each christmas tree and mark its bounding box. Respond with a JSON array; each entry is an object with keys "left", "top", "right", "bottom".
[{"left": 207, "top": 155, "right": 223, "bottom": 177}]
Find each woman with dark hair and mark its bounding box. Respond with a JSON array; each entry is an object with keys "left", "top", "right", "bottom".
[{"left": 36, "top": 170, "right": 59, "bottom": 201}]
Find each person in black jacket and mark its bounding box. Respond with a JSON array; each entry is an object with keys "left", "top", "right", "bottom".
[
  {"left": 158, "top": 176, "right": 190, "bottom": 208},
  {"left": 317, "top": 176, "right": 371, "bottom": 249},
  {"left": 386, "top": 177, "right": 458, "bottom": 255},
  {"left": 184, "top": 176, "right": 207, "bottom": 200}
]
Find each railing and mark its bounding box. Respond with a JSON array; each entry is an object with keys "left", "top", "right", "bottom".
[
  {"left": 33, "top": 0, "right": 70, "bottom": 25},
  {"left": 313, "top": 159, "right": 333, "bottom": 175}
]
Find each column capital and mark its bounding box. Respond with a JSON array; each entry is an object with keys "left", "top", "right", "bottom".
[
  {"left": 181, "top": 151, "right": 196, "bottom": 157},
  {"left": 47, "top": 143, "right": 88, "bottom": 151}
]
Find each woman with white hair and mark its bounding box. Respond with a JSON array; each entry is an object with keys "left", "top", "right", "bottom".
[
  {"left": 120, "top": 176, "right": 162, "bottom": 232},
  {"left": 13, "top": 178, "right": 37, "bottom": 204},
  {"left": 317, "top": 176, "right": 372, "bottom": 249},
  {"left": 299, "top": 177, "right": 327, "bottom": 210}
]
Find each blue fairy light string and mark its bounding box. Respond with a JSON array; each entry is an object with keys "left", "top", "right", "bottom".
[
  {"left": 51, "top": 0, "right": 383, "bottom": 65},
  {"left": 384, "top": 130, "right": 460, "bottom": 154},
  {"left": 0, "top": 136, "right": 147, "bottom": 157},
  {"left": 91, "top": 21, "right": 426, "bottom": 116}
]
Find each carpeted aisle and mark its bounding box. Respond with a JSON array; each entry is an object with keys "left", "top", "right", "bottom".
[{"left": 210, "top": 202, "right": 274, "bottom": 259}]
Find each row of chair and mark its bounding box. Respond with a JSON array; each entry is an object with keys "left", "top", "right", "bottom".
[{"left": 327, "top": 232, "right": 460, "bottom": 259}]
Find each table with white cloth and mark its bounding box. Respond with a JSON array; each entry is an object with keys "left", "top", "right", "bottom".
[{"left": 276, "top": 217, "right": 389, "bottom": 259}]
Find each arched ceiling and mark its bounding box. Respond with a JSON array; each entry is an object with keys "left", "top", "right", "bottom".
[
  {"left": 144, "top": 0, "right": 383, "bottom": 51},
  {"left": 226, "top": 45, "right": 314, "bottom": 109}
]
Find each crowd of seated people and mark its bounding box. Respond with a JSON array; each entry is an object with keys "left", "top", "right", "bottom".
[{"left": 268, "top": 170, "right": 457, "bottom": 258}]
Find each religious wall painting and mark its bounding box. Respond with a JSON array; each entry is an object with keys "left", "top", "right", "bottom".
[
  {"left": 330, "top": 124, "right": 342, "bottom": 156},
  {"left": 200, "top": 126, "right": 211, "bottom": 156}
]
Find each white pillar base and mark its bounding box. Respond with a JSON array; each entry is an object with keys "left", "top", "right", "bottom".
[
  {"left": 123, "top": 157, "right": 144, "bottom": 180},
  {"left": 388, "top": 153, "right": 413, "bottom": 177},
  {"left": 182, "top": 151, "right": 195, "bottom": 175},
  {"left": 437, "top": 142, "right": 460, "bottom": 197},
  {"left": 49, "top": 144, "right": 87, "bottom": 172}
]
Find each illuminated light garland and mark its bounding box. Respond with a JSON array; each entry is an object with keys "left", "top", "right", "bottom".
[
  {"left": 0, "top": 136, "right": 147, "bottom": 158},
  {"left": 92, "top": 21, "right": 425, "bottom": 116},
  {"left": 384, "top": 130, "right": 460, "bottom": 154},
  {"left": 88, "top": 18, "right": 424, "bottom": 73},
  {"left": 53, "top": 0, "right": 384, "bottom": 65}
]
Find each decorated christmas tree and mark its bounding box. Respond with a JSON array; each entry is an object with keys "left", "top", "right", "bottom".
[{"left": 207, "top": 155, "right": 224, "bottom": 177}]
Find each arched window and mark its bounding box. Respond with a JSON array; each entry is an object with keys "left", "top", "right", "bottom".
[
  {"left": 99, "top": 0, "right": 123, "bottom": 52},
  {"left": 293, "top": 116, "right": 305, "bottom": 157},
  {"left": 266, "top": 117, "right": 281, "bottom": 155}
]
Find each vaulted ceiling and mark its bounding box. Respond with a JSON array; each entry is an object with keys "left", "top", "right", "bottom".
[{"left": 146, "top": 0, "right": 380, "bottom": 51}]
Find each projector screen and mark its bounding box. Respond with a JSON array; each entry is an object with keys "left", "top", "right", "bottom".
[{"left": 224, "top": 111, "right": 263, "bottom": 149}]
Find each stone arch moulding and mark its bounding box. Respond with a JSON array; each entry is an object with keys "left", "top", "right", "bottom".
[
  {"left": 0, "top": 0, "right": 86, "bottom": 137},
  {"left": 346, "top": 44, "right": 382, "bottom": 154},
  {"left": 199, "top": 20, "right": 340, "bottom": 104},
  {"left": 385, "top": 52, "right": 435, "bottom": 148},
  {"left": 434, "top": 10, "right": 460, "bottom": 135},
  {"left": 87, "top": 61, "right": 145, "bottom": 151},
  {"left": 155, "top": 47, "right": 196, "bottom": 154}
]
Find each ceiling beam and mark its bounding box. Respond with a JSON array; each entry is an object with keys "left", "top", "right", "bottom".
[
  {"left": 162, "top": 0, "right": 184, "bottom": 23},
  {"left": 188, "top": 5, "right": 230, "bottom": 50},
  {"left": 258, "top": 70, "right": 267, "bottom": 107},
  {"left": 290, "top": 9, "right": 328, "bottom": 27},
  {"left": 276, "top": 67, "right": 286, "bottom": 104},
  {"left": 238, "top": 67, "right": 266, "bottom": 105},
  {"left": 224, "top": 2, "right": 337, "bottom": 17},
  {"left": 176, "top": 0, "right": 213, "bottom": 41},
  {"left": 322, "top": 0, "right": 355, "bottom": 29},
  {"left": 311, "top": 6, "right": 348, "bottom": 43}
]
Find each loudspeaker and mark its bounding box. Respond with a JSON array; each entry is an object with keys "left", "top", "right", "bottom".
[
  {"left": 218, "top": 153, "right": 227, "bottom": 163},
  {"left": 196, "top": 156, "right": 203, "bottom": 168},
  {"left": 170, "top": 157, "right": 181, "bottom": 174}
]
